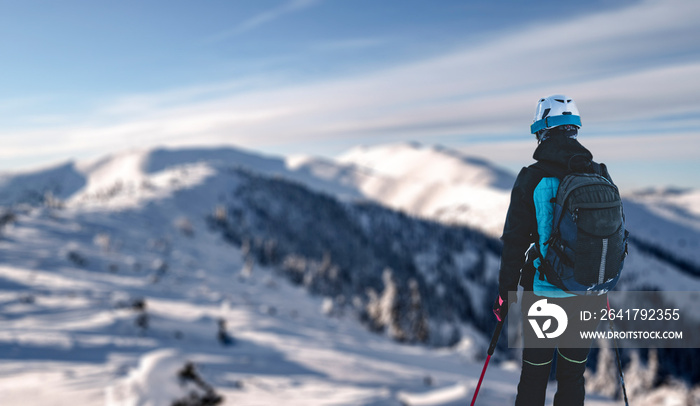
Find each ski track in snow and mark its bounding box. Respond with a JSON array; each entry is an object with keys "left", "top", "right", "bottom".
[{"left": 0, "top": 143, "right": 695, "bottom": 405}]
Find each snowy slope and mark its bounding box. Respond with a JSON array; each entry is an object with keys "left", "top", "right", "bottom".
[
  {"left": 0, "top": 149, "right": 502, "bottom": 405},
  {"left": 0, "top": 210, "right": 683, "bottom": 406},
  {"left": 627, "top": 188, "right": 700, "bottom": 222},
  {"left": 623, "top": 188, "right": 700, "bottom": 266},
  {"left": 0, "top": 204, "right": 487, "bottom": 405},
  {"left": 0, "top": 144, "right": 698, "bottom": 405},
  {"left": 0, "top": 153, "right": 624, "bottom": 406}
]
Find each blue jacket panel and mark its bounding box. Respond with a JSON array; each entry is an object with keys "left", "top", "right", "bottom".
[{"left": 532, "top": 177, "right": 573, "bottom": 297}]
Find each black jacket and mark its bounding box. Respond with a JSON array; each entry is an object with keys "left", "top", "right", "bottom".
[{"left": 497, "top": 134, "right": 607, "bottom": 299}]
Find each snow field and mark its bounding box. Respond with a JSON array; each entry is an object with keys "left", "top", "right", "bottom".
[{"left": 0, "top": 143, "right": 697, "bottom": 404}]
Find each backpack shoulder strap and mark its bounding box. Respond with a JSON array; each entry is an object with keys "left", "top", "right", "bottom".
[{"left": 592, "top": 162, "right": 614, "bottom": 183}]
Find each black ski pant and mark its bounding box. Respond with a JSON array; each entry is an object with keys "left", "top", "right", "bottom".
[
  {"left": 514, "top": 346, "right": 589, "bottom": 406},
  {"left": 514, "top": 293, "right": 605, "bottom": 406}
]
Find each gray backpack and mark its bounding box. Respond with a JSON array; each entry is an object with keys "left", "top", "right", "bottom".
[{"left": 539, "top": 167, "right": 629, "bottom": 294}]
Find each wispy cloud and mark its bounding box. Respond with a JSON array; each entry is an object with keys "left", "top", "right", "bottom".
[
  {"left": 310, "top": 37, "right": 393, "bottom": 52},
  {"left": 1, "top": 0, "right": 699, "bottom": 177},
  {"left": 463, "top": 132, "right": 700, "bottom": 165},
  {"left": 461, "top": 131, "right": 700, "bottom": 191},
  {"left": 208, "top": 0, "right": 323, "bottom": 41}
]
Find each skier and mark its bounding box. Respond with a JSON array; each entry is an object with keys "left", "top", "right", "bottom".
[{"left": 492, "top": 95, "right": 613, "bottom": 405}]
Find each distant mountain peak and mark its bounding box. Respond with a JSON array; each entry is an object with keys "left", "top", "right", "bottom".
[{"left": 337, "top": 141, "right": 515, "bottom": 191}]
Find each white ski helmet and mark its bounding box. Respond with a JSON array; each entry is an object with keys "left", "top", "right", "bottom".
[{"left": 530, "top": 95, "right": 581, "bottom": 134}]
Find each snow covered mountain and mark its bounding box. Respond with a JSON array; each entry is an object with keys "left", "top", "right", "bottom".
[
  {"left": 292, "top": 142, "right": 700, "bottom": 291},
  {"left": 623, "top": 188, "right": 700, "bottom": 267},
  {"left": 0, "top": 143, "right": 698, "bottom": 405},
  {"left": 0, "top": 145, "right": 507, "bottom": 340},
  {"left": 0, "top": 146, "right": 363, "bottom": 208},
  {"left": 289, "top": 142, "right": 513, "bottom": 236},
  {"left": 0, "top": 146, "right": 509, "bottom": 405}
]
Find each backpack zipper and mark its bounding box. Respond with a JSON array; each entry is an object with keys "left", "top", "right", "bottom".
[{"left": 598, "top": 238, "right": 609, "bottom": 285}]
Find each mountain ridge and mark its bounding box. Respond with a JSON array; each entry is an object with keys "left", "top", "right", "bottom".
[{"left": 1, "top": 142, "right": 698, "bottom": 268}]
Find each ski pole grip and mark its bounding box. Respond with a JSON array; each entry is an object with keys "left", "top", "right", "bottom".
[
  {"left": 487, "top": 300, "right": 513, "bottom": 356},
  {"left": 487, "top": 317, "right": 506, "bottom": 356}
]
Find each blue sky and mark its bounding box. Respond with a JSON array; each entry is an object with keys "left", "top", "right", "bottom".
[{"left": 0, "top": 0, "right": 699, "bottom": 191}]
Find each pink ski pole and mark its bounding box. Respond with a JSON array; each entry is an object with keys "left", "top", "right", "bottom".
[{"left": 470, "top": 316, "right": 506, "bottom": 406}]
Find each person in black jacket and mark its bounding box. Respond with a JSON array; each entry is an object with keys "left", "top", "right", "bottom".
[{"left": 492, "top": 95, "right": 607, "bottom": 406}]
